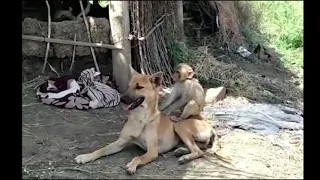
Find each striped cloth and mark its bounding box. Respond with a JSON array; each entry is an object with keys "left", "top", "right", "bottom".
[
  {"left": 77, "top": 67, "right": 120, "bottom": 109},
  {"left": 36, "top": 67, "right": 120, "bottom": 110}
]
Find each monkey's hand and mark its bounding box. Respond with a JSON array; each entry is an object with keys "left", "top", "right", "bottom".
[
  {"left": 159, "top": 105, "right": 166, "bottom": 111},
  {"left": 162, "top": 108, "right": 171, "bottom": 115},
  {"left": 170, "top": 116, "right": 182, "bottom": 122}
]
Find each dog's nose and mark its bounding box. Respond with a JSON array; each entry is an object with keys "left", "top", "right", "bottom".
[{"left": 120, "top": 95, "right": 131, "bottom": 104}]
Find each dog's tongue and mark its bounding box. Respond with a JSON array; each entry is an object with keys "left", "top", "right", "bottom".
[{"left": 123, "top": 103, "right": 133, "bottom": 111}]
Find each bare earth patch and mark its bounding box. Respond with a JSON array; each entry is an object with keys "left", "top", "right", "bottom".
[{"left": 22, "top": 77, "right": 303, "bottom": 179}]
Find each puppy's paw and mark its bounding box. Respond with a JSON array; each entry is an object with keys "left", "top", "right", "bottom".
[
  {"left": 125, "top": 161, "right": 136, "bottom": 175},
  {"left": 75, "top": 153, "right": 93, "bottom": 164}
]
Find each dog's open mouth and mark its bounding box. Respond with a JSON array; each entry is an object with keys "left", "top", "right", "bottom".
[{"left": 124, "top": 97, "right": 145, "bottom": 111}]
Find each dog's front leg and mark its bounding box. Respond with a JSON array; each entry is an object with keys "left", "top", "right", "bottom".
[
  {"left": 125, "top": 124, "right": 159, "bottom": 175},
  {"left": 75, "top": 138, "right": 129, "bottom": 164}
]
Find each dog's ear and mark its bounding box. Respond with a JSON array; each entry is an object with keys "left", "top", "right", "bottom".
[
  {"left": 150, "top": 72, "right": 163, "bottom": 87},
  {"left": 130, "top": 66, "right": 139, "bottom": 76}
]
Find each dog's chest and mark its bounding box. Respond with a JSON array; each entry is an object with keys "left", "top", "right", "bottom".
[
  {"left": 130, "top": 109, "right": 150, "bottom": 123},
  {"left": 132, "top": 129, "right": 148, "bottom": 151}
]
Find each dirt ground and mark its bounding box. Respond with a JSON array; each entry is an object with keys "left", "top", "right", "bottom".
[
  {"left": 22, "top": 78, "right": 303, "bottom": 179},
  {"left": 22, "top": 2, "right": 303, "bottom": 178},
  {"left": 22, "top": 35, "right": 303, "bottom": 179}
]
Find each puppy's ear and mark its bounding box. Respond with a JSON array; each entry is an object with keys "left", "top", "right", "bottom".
[{"left": 150, "top": 72, "right": 163, "bottom": 87}]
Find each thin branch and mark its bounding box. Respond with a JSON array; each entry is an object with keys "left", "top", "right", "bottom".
[
  {"left": 138, "top": 14, "right": 166, "bottom": 41},
  {"left": 41, "top": 0, "right": 51, "bottom": 74},
  {"left": 79, "top": 0, "right": 100, "bottom": 72},
  {"left": 70, "top": 34, "right": 77, "bottom": 72},
  {"left": 77, "top": 1, "right": 91, "bottom": 18},
  {"left": 42, "top": 58, "right": 60, "bottom": 77},
  {"left": 22, "top": 35, "right": 122, "bottom": 50}
]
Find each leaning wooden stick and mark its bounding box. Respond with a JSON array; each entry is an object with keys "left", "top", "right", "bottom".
[
  {"left": 41, "top": 0, "right": 51, "bottom": 74},
  {"left": 79, "top": 0, "right": 100, "bottom": 72},
  {"left": 70, "top": 34, "right": 77, "bottom": 72}
]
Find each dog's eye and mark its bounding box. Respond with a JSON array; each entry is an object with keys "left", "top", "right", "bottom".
[{"left": 136, "top": 85, "right": 144, "bottom": 90}]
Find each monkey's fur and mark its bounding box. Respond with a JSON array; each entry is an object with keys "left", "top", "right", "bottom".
[{"left": 160, "top": 63, "right": 205, "bottom": 121}]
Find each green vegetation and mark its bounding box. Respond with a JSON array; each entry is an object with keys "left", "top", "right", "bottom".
[
  {"left": 239, "top": 1, "right": 303, "bottom": 69},
  {"left": 170, "top": 1, "right": 303, "bottom": 74},
  {"left": 89, "top": 0, "right": 110, "bottom": 8},
  {"left": 166, "top": 26, "right": 194, "bottom": 66},
  {"left": 170, "top": 42, "right": 193, "bottom": 66}
]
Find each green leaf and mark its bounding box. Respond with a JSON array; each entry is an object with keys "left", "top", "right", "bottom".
[{"left": 98, "top": 0, "right": 110, "bottom": 8}]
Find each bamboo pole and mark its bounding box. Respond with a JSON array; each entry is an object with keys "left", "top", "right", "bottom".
[
  {"left": 79, "top": 0, "right": 100, "bottom": 72},
  {"left": 41, "top": 0, "right": 51, "bottom": 73},
  {"left": 22, "top": 35, "right": 123, "bottom": 50}
]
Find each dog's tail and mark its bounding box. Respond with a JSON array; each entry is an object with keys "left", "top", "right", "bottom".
[{"left": 207, "top": 129, "right": 232, "bottom": 163}]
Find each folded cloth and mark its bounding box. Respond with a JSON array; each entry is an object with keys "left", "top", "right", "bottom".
[{"left": 36, "top": 68, "right": 120, "bottom": 110}]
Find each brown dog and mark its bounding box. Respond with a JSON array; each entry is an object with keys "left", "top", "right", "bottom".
[{"left": 75, "top": 71, "right": 228, "bottom": 175}]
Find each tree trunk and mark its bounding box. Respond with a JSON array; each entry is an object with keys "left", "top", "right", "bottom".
[
  {"left": 175, "top": 1, "right": 184, "bottom": 42},
  {"left": 109, "top": 1, "right": 132, "bottom": 93}
]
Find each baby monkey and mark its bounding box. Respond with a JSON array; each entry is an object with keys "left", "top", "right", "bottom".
[{"left": 160, "top": 63, "right": 205, "bottom": 122}]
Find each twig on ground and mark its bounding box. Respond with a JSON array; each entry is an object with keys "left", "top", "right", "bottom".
[
  {"left": 82, "top": 119, "right": 93, "bottom": 126},
  {"left": 22, "top": 76, "right": 44, "bottom": 88},
  {"left": 79, "top": 0, "right": 100, "bottom": 72},
  {"left": 55, "top": 167, "right": 93, "bottom": 175},
  {"left": 96, "top": 132, "right": 120, "bottom": 136},
  {"left": 22, "top": 102, "right": 42, "bottom": 107},
  {"left": 256, "top": 109, "right": 278, "bottom": 124},
  {"left": 41, "top": 0, "right": 51, "bottom": 74},
  {"left": 42, "top": 58, "right": 60, "bottom": 77},
  {"left": 70, "top": 34, "right": 77, "bottom": 72},
  {"left": 22, "top": 147, "right": 44, "bottom": 164}
]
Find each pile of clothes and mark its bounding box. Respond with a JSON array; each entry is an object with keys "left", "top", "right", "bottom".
[{"left": 36, "top": 68, "right": 120, "bottom": 110}]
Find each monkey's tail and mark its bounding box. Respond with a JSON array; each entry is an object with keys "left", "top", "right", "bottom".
[{"left": 207, "top": 129, "right": 232, "bottom": 163}]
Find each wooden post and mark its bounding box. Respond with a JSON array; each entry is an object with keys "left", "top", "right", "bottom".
[
  {"left": 109, "top": 1, "right": 133, "bottom": 93},
  {"left": 175, "top": 1, "right": 184, "bottom": 42}
]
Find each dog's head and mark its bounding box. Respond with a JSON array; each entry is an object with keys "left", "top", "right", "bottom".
[{"left": 120, "top": 71, "right": 163, "bottom": 111}]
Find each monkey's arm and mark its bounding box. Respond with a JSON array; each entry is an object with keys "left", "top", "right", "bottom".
[
  {"left": 162, "top": 98, "right": 187, "bottom": 115},
  {"left": 160, "top": 88, "right": 180, "bottom": 111}
]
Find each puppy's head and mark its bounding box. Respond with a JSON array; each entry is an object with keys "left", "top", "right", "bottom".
[
  {"left": 121, "top": 72, "right": 163, "bottom": 111},
  {"left": 172, "top": 63, "right": 194, "bottom": 82}
]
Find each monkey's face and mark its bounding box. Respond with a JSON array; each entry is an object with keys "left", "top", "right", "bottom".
[
  {"left": 172, "top": 64, "right": 194, "bottom": 82},
  {"left": 172, "top": 70, "right": 180, "bottom": 83},
  {"left": 120, "top": 72, "right": 163, "bottom": 111}
]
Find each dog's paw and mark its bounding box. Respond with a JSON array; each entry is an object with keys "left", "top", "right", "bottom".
[
  {"left": 178, "top": 155, "right": 189, "bottom": 164},
  {"left": 125, "top": 161, "right": 137, "bottom": 175},
  {"left": 75, "top": 154, "right": 93, "bottom": 164}
]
